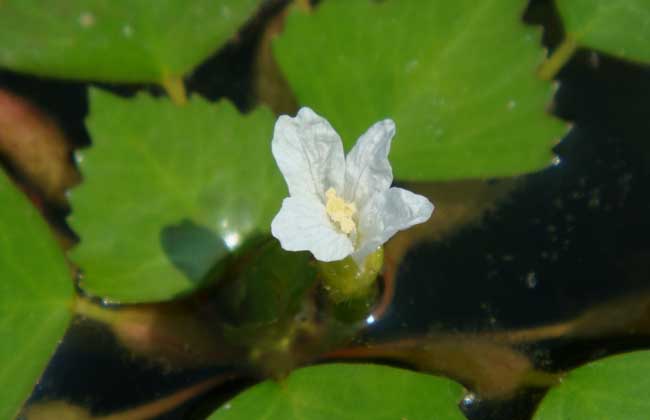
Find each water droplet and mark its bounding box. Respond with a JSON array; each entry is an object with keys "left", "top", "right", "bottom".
[
  {"left": 507, "top": 99, "right": 517, "bottom": 110},
  {"left": 221, "top": 5, "right": 232, "bottom": 19},
  {"left": 366, "top": 314, "right": 376, "bottom": 325},
  {"left": 223, "top": 232, "right": 240, "bottom": 249},
  {"left": 223, "top": 403, "right": 232, "bottom": 410},
  {"left": 461, "top": 393, "right": 477, "bottom": 408},
  {"left": 122, "top": 24, "right": 133, "bottom": 38},
  {"left": 79, "top": 12, "right": 95, "bottom": 28},
  {"left": 551, "top": 156, "right": 561, "bottom": 166}
]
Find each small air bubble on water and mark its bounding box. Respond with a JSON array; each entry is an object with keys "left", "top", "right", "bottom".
[{"left": 525, "top": 271, "right": 538, "bottom": 288}]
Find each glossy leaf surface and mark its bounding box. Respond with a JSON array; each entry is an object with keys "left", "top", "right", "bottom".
[
  {"left": 69, "top": 90, "right": 284, "bottom": 302},
  {"left": 274, "top": 0, "right": 565, "bottom": 180}
]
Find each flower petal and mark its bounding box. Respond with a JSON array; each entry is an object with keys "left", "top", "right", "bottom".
[
  {"left": 271, "top": 196, "right": 353, "bottom": 262},
  {"left": 343, "top": 119, "right": 395, "bottom": 206},
  {"left": 351, "top": 187, "right": 433, "bottom": 265},
  {"left": 272, "top": 107, "right": 345, "bottom": 201}
]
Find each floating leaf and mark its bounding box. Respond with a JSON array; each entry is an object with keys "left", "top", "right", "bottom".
[
  {"left": 274, "top": 0, "right": 565, "bottom": 181},
  {"left": 533, "top": 351, "right": 650, "bottom": 420},
  {"left": 208, "top": 363, "right": 466, "bottom": 420},
  {"left": 69, "top": 89, "right": 284, "bottom": 303},
  {"left": 556, "top": 0, "right": 650, "bottom": 63},
  {"left": 0, "top": 0, "right": 261, "bottom": 84},
  {"left": 0, "top": 170, "right": 73, "bottom": 419}
]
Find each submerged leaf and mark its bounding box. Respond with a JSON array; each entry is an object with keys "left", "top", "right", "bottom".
[
  {"left": 0, "top": 0, "right": 261, "bottom": 83},
  {"left": 216, "top": 239, "right": 317, "bottom": 326},
  {"left": 0, "top": 89, "right": 80, "bottom": 206},
  {"left": 209, "top": 363, "right": 466, "bottom": 420},
  {"left": 0, "top": 170, "right": 73, "bottom": 419},
  {"left": 274, "top": 0, "right": 566, "bottom": 181},
  {"left": 69, "top": 90, "right": 284, "bottom": 303},
  {"left": 328, "top": 334, "right": 557, "bottom": 399}
]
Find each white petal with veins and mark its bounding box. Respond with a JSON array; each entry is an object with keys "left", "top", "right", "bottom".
[
  {"left": 344, "top": 119, "right": 395, "bottom": 207},
  {"left": 271, "top": 196, "right": 353, "bottom": 262},
  {"left": 272, "top": 107, "right": 345, "bottom": 202},
  {"left": 270, "top": 107, "right": 434, "bottom": 264},
  {"left": 352, "top": 187, "right": 434, "bottom": 265}
]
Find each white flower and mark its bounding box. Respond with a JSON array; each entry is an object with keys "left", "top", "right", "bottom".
[{"left": 270, "top": 107, "right": 434, "bottom": 265}]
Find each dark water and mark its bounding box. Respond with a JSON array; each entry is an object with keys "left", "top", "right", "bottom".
[{"left": 4, "top": 0, "right": 650, "bottom": 419}]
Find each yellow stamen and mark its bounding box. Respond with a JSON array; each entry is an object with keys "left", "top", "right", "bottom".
[{"left": 325, "top": 187, "right": 357, "bottom": 234}]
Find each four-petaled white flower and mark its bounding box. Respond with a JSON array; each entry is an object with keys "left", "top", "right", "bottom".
[{"left": 271, "top": 107, "right": 434, "bottom": 265}]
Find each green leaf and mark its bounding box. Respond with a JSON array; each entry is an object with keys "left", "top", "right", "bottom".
[
  {"left": 69, "top": 89, "right": 284, "bottom": 303},
  {"left": 556, "top": 0, "right": 650, "bottom": 63},
  {"left": 533, "top": 351, "right": 650, "bottom": 420},
  {"left": 208, "top": 363, "right": 467, "bottom": 420},
  {"left": 0, "top": 0, "right": 261, "bottom": 83},
  {"left": 274, "top": 0, "right": 565, "bottom": 181},
  {"left": 0, "top": 171, "right": 73, "bottom": 419}
]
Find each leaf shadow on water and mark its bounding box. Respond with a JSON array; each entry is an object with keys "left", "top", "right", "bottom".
[{"left": 160, "top": 219, "right": 229, "bottom": 286}]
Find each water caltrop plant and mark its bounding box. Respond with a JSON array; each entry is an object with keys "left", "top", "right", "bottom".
[{"left": 1, "top": 0, "right": 650, "bottom": 419}]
